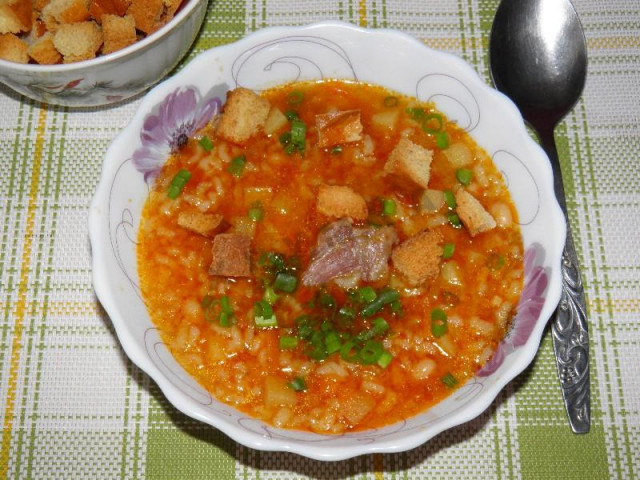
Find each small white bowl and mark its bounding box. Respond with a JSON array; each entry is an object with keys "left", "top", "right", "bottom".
[
  {"left": 0, "top": 0, "right": 207, "bottom": 107},
  {"left": 89, "top": 21, "right": 566, "bottom": 460}
]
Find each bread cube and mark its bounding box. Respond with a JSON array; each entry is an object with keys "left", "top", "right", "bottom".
[
  {"left": 316, "top": 185, "right": 368, "bottom": 221},
  {"left": 391, "top": 229, "right": 443, "bottom": 286},
  {"left": 454, "top": 189, "right": 496, "bottom": 237},
  {"left": 215, "top": 87, "right": 271, "bottom": 145},
  {"left": 384, "top": 137, "right": 433, "bottom": 189}
]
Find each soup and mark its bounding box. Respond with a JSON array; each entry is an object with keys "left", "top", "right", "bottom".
[{"left": 137, "top": 80, "right": 524, "bottom": 433}]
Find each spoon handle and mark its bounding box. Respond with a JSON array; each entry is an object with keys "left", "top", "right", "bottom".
[{"left": 539, "top": 127, "right": 591, "bottom": 434}]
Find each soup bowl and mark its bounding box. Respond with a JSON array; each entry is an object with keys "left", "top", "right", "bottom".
[{"left": 89, "top": 21, "right": 565, "bottom": 460}]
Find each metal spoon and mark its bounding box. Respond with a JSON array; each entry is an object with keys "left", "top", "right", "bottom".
[{"left": 489, "top": 0, "right": 590, "bottom": 433}]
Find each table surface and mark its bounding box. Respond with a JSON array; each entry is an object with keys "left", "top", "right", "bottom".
[{"left": 1, "top": 0, "right": 639, "bottom": 478}]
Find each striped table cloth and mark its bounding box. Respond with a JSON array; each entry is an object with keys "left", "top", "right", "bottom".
[{"left": 1, "top": 0, "right": 639, "bottom": 478}]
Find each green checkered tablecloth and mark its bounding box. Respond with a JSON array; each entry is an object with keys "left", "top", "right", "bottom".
[{"left": 1, "top": 0, "right": 639, "bottom": 478}]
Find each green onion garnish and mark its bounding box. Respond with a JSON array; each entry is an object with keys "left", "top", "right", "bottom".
[
  {"left": 431, "top": 308, "right": 448, "bottom": 337},
  {"left": 279, "top": 336, "right": 299, "bottom": 350},
  {"left": 338, "top": 305, "right": 356, "bottom": 321},
  {"left": 263, "top": 285, "right": 278, "bottom": 305},
  {"left": 324, "top": 331, "right": 342, "bottom": 354},
  {"left": 331, "top": 145, "right": 343, "bottom": 155},
  {"left": 377, "top": 350, "right": 393, "bottom": 368},
  {"left": 284, "top": 110, "right": 299, "bottom": 121},
  {"left": 357, "top": 286, "right": 377, "bottom": 303},
  {"left": 288, "top": 377, "right": 307, "bottom": 391},
  {"left": 340, "top": 340, "right": 360, "bottom": 363},
  {"left": 381, "top": 198, "right": 397, "bottom": 216},
  {"left": 248, "top": 202, "right": 264, "bottom": 222},
  {"left": 448, "top": 213, "right": 462, "bottom": 227},
  {"left": 456, "top": 168, "right": 473, "bottom": 185},
  {"left": 274, "top": 272, "right": 298, "bottom": 293},
  {"left": 436, "top": 131, "right": 450, "bottom": 149},
  {"left": 487, "top": 253, "right": 506, "bottom": 270},
  {"left": 421, "top": 113, "right": 444, "bottom": 134},
  {"left": 443, "top": 190, "right": 456, "bottom": 209},
  {"left": 383, "top": 96, "right": 398, "bottom": 107},
  {"left": 441, "top": 372, "right": 458, "bottom": 388},
  {"left": 199, "top": 136, "right": 213, "bottom": 152},
  {"left": 227, "top": 155, "right": 246, "bottom": 177},
  {"left": 254, "top": 300, "right": 277, "bottom": 327},
  {"left": 290, "top": 118, "right": 306, "bottom": 151},
  {"left": 358, "top": 340, "right": 384, "bottom": 365},
  {"left": 287, "top": 90, "right": 304, "bottom": 105},
  {"left": 442, "top": 243, "right": 455, "bottom": 259},
  {"left": 167, "top": 169, "right": 191, "bottom": 199},
  {"left": 360, "top": 288, "right": 400, "bottom": 317}
]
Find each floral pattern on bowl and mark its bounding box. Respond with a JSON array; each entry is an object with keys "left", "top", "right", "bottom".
[{"left": 89, "top": 21, "right": 566, "bottom": 461}]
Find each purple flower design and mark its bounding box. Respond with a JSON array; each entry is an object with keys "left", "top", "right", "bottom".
[
  {"left": 132, "top": 86, "right": 222, "bottom": 181},
  {"left": 478, "top": 244, "right": 549, "bottom": 376}
]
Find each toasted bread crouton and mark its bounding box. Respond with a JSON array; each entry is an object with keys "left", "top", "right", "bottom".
[
  {"left": 27, "top": 32, "right": 61, "bottom": 64},
  {"left": 315, "top": 110, "right": 363, "bottom": 148},
  {"left": 391, "top": 229, "right": 443, "bottom": 286},
  {"left": 0, "top": 0, "right": 32, "bottom": 34},
  {"left": 455, "top": 189, "right": 496, "bottom": 237},
  {"left": 316, "top": 185, "right": 368, "bottom": 221},
  {"left": 126, "top": 0, "right": 162, "bottom": 33},
  {"left": 0, "top": 32, "right": 27, "bottom": 62},
  {"left": 53, "top": 21, "right": 102, "bottom": 63},
  {"left": 215, "top": 87, "right": 271, "bottom": 145},
  {"left": 42, "top": 0, "right": 91, "bottom": 25},
  {"left": 209, "top": 233, "right": 252, "bottom": 277},
  {"left": 177, "top": 211, "right": 226, "bottom": 238},
  {"left": 89, "top": 0, "right": 130, "bottom": 21},
  {"left": 384, "top": 137, "right": 433, "bottom": 189},
  {"left": 101, "top": 13, "right": 135, "bottom": 54}
]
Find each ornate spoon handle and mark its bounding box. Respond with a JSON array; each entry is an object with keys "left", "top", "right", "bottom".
[
  {"left": 539, "top": 125, "right": 590, "bottom": 434},
  {"left": 551, "top": 224, "right": 591, "bottom": 433}
]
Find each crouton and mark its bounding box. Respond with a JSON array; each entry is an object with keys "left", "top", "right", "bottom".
[
  {"left": 126, "top": 0, "right": 162, "bottom": 34},
  {"left": 316, "top": 185, "right": 368, "bottom": 221},
  {"left": 42, "top": 0, "right": 91, "bottom": 25},
  {"left": 315, "top": 110, "right": 363, "bottom": 148},
  {"left": 0, "top": 33, "right": 28, "bottom": 62},
  {"left": 101, "top": 13, "right": 135, "bottom": 54},
  {"left": 209, "top": 233, "right": 252, "bottom": 277},
  {"left": 53, "top": 20, "right": 102, "bottom": 63},
  {"left": 215, "top": 87, "right": 271, "bottom": 145},
  {"left": 384, "top": 137, "right": 433, "bottom": 189},
  {"left": 0, "top": 0, "right": 32, "bottom": 34},
  {"left": 27, "top": 31, "right": 61, "bottom": 64},
  {"left": 455, "top": 189, "right": 496, "bottom": 237},
  {"left": 177, "top": 211, "right": 226, "bottom": 238},
  {"left": 391, "top": 229, "right": 443, "bottom": 286},
  {"left": 88, "top": 0, "right": 130, "bottom": 21}
]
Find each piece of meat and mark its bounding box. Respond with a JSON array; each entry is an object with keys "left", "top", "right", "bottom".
[
  {"left": 209, "top": 233, "right": 252, "bottom": 277},
  {"left": 302, "top": 219, "right": 398, "bottom": 286}
]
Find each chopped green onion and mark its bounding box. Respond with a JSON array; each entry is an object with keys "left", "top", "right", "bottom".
[
  {"left": 199, "top": 136, "right": 213, "bottom": 152},
  {"left": 406, "top": 107, "right": 427, "bottom": 121},
  {"left": 371, "top": 317, "right": 390, "bottom": 336},
  {"left": 443, "top": 190, "right": 456, "bottom": 209},
  {"left": 318, "top": 291, "right": 336, "bottom": 309},
  {"left": 254, "top": 300, "right": 277, "bottom": 327},
  {"left": 279, "top": 336, "right": 299, "bottom": 350},
  {"left": 274, "top": 272, "right": 298, "bottom": 293},
  {"left": 456, "top": 168, "right": 473, "bottom": 185},
  {"left": 201, "top": 294, "right": 216, "bottom": 309},
  {"left": 448, "top": 213, "right": 462, "bottom": 227},
  {"left": 279, "top": 131, "right": 292, "bottom": 146},
  {"left": 167, "top": 169, "right": 191, "bottom": 199},
  {"left": 219, "top": 295, "right": 233, "bottom": 315},
  {"left": 290, "top": 118, "right": 307, "bottom": 152},
  {"left": 324, "top": 331, "right": 342, "bottom": 354},
  {"left": 383, "top": 96, "right": 398, "bottom": 107},
  {"left": 436, "top": 131, "right": 450, "bottom": 149},
  {"left": 263, "top": 285, "right": 278, "bottom": 305},
  {"left": 287, "top": 90, "right": 304, "bottom": 105},
  {"left": 358, "top": 340, "right": 384, "bottom": 364},
  {"left": 340, "top": 340, "right": 360, "bottom": 363},
  {"left": 431, "top": 308, "right": 448, "bottom": 337},
  {"left": 219, "top": 311, "right": 234, "bottom": 327},
  {"left": 381, "top": 198, "right": 397, "bottom": 216},
  {"left": 338, "top": 305, "right": 356, "bottom": 321},
  {"left": 377, "top": 350, "right": 393, "bottom": 368},
  {"left": 357, "top": 286, "right": 377, "bottom": 303},
  {"left": 487, "top": 253, "right": 506, "bottom": 270},
  {"left": 360, "top": 288, "right": 400, "bottom": 317},
  {"left": 307, "top": 345, "right": 328, "bottom": 361},
  {"left": 442, "top": 243, "right": 455, "bottom": 259},
  {"left": 284, "top": 110, "right": 299, "bottom": 121},
  {"left": 227, "top": 155, "right": 246, "bottom": 177},
  {"left": 441, "top": 372, "right": 458, "bottom": 388},
  {"left": 422, "top": 113, "right": 444, "bottom": 134},
  {"left": 331, "top": 145, "right": 343, "bottom": 155},
  {"left": 248, "top": 203, "right": 264, "bottom": 222},
  {"left": 288, "top": 377, "right": 307, "bottom": 391}
]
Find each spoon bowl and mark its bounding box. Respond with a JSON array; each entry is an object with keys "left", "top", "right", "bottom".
[{"left": 489, "top": 0, "right": 590, "bottom": 434}]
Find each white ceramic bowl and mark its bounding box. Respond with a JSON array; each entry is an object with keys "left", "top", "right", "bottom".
[
  {"left": 89, "top": 21, "right": 566, "bottom": 460},
  {"left": 0, "top": 0, "right": 207, "bottom": 107}
]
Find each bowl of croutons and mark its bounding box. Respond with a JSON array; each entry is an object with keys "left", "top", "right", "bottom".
[{"left": 0, "top": 0, "right": 207, "bottom": 106}]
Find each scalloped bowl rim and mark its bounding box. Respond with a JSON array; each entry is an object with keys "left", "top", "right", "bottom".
[{"left": 89, "top": 21, "right": 566, "bottom": 461}]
